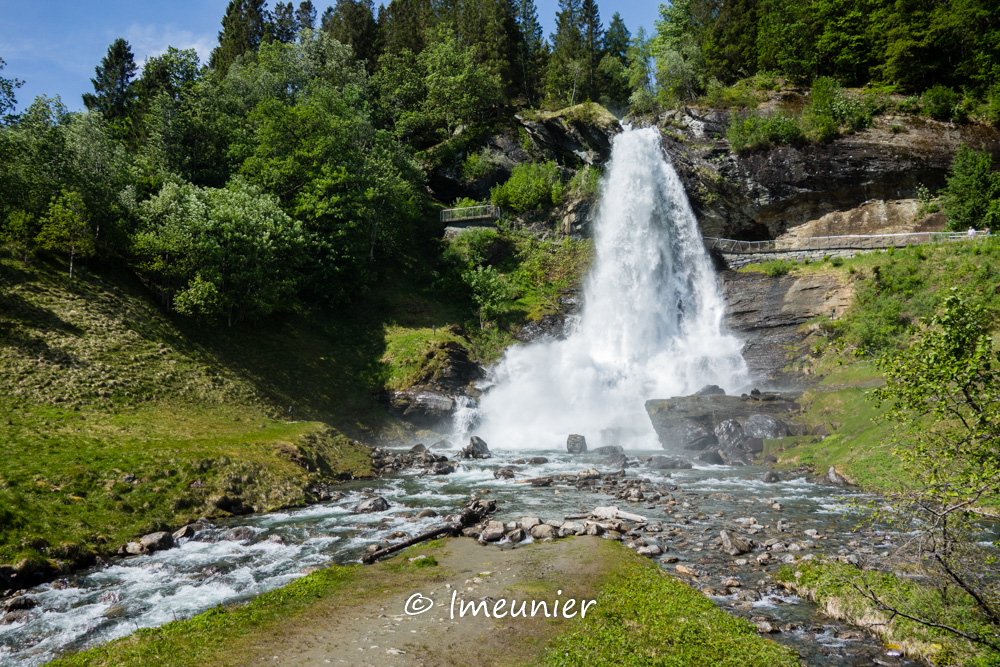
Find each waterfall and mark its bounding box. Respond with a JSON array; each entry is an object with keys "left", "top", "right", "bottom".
[{"left": 458, "top": 127, "right": 748, "bottom": 450}]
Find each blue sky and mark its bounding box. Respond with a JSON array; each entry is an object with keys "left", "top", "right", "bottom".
[{"left": 0, "top": 1, "right": 662, "bottom": 113}]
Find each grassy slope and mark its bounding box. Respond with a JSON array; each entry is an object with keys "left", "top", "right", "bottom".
[
  {"left": 48, "top": 538, "right": 797, "bottom": 667},
  {"left": 0, "top": 226, "right": 590, "bottom": 577}
]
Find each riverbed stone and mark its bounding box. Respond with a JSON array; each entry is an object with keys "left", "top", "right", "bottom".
[
  {"left": 744, "top": 414, "right": 789, "bottom": 440},
  {"left": 138, "top": 531, "right": 175, "bottom": 554},
  {"left": 352, "top": 496, "right": 390, "bottom": 513},
  {"left": 3, "top": 596, "right": 35, "bottom": 612},
  {"left": 825, "top": 465, "right": 850, "bottom": 486},
  {"left": 567, "top": 434, "right": 588, "bottom": 454},
  {"left": 647, "top": 456, "right": 693, "bottom": 470},
  {"left": 528, "top": 457, "right": 549, "bottom": 464},
  {"left": 762, "top": 470, "right": 781, "bottom": 483},
  {"left": 591, "top": 445, "right": 624, "bottom": 455},
  {"left": 493, "top": 467, "right": 516, "bottom": 480},
  {"left": 224, "top": 526, "right": 256, "bottom": 542},
  {"left": 720, "top": 530, "right": 753, "bottom": 556},
  {"left": 694, "top": 384, "right": 726, "bottom": 396},
  {"left": 461, "top": 436, "right": 492, "bottom": 459},
  {"left": 521, "top": 517, "right": 541, "bottom": 530},
  {"left": 480, "top": 521, "right": 506, "bottom": 542},
  {"left": 173, "top": 525, "right": 196, "bottom": 540},
  {"left": 529, "top": 524, "right": 557, "bottom": 539},
  {"left": 506, "top": 528, "right": 526, "bottom": 543}
]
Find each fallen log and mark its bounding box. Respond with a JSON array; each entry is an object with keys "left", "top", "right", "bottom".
[{"left": 361, "top": 523, "right": 459, "bottom": 564}]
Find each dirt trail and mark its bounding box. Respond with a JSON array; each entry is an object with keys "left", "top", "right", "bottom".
[{"left": 233, "top": 537, "right": 613, "bottom": 666}]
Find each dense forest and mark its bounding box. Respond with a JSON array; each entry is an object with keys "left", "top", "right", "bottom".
[{"left": 1, "top": 0, "right": 999, "bottom": 327}]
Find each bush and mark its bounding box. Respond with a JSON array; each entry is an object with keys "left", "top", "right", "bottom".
[
  {"left": 490, "top": 161, "right": 565, "bottom": 213},
  {"left": 803, "top": 77, "right": 878, "bottom": 142},
  {"left": 761, "top": 259, "right": 794, "bottom": 276},
  {"left": 726, "top": 112, "right": 804, "bottom": 152},
  {"left": 941, "top": 144, "right": 1000, "bottom": 231},
  {"left": 567, "top": 166, "right": 601, "bottom": 200},
  {"left": 921, "top": 85, "right": 961, "bottom": 121},
  {"left": 462, "top": 265, "right": 516, "bottom": 326},
  {"left": 461, "top": 148, "right": 502, "bottom": 182}
]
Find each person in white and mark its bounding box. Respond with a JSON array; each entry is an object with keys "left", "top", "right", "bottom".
[{"left": 969, "top": 226, "right": 976, "bottom": 239}]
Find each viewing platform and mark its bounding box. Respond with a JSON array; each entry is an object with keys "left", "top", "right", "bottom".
[
  {"left": 440, "top": 205, "right": 502, "bottom": 225},
  {"left": 705, "top": 230, "right": 989, "bottom": 254}
]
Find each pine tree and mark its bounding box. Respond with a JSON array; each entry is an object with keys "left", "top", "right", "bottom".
[
  {"left": 377, "top": 0, "right": 433, "bottom": 56},
  {"left": 321, "top": 0, "right": 380, "bottom": 68},
  {"left": 456, "top": 0, "right": 518, "bottom": 98},
  {"left": 547, "top": 0, "right": 584, "bottom": 105},
  {"left": 82, "top": 38, "right": 137, "bottom": 124},
  {"left": 514, "top": 0, "right": 547, "bottom": 106},
  {"left": 209, "top": 0, "right": 273, "bottom": 75},
  {"left": 579, "top": 0, "right": 604, "bottom": 100},
  {"left": 273, "top": 2, "right": 298, "bottom": 42},
  {"left": 604, "top": 12, "right": 629, "bottom": 64},
  {"left": 600, "top": 12, "right": 630, "bottom": 109},
  {"left": 296, "top": 1, "right": 317, "bottom": 30}
]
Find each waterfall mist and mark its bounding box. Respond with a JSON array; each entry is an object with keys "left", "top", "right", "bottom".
[{"left": 454, "top": 127, "right": 748, "bottom": 450}]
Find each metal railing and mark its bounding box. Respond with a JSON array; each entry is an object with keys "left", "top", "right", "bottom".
[
  {"left": 704, "top": 231, "right": 991, "bottom": 254},
  {"left": 440, "top": 205, "right": 501, "bottom": 224}
]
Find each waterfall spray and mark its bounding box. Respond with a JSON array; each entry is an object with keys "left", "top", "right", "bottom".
[{"left": 456, "top": 127, "right": 748, "bottom": 450}]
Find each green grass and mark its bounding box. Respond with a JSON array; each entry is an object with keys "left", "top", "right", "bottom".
[
  {"left": 539, "top": 551, "right": 799, "bottom": 667},
  {"left": 775, "top": 561, "right": 1000, "bottom": 667}
]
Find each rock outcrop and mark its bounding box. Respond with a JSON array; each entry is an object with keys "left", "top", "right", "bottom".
[{"left": 655, "top": 107, "right": 1000, "bottom": 240}]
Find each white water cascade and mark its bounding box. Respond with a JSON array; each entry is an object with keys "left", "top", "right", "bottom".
[{"left": 455, "top": 127, "right": 749, "bottom": 450}]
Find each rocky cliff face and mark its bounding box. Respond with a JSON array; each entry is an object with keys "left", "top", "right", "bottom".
[
  {"left": 719, "top": 269, "right": 850, "bottom": 387},
  {"left": 655, "top": 109, "right": 1000, "bottom": 240}
]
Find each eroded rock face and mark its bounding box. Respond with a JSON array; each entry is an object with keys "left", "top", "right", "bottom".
[
  {"left": 657, "top": 108, "right": 1000, "bottom": 240},
  {"left": 720, "top": 270, "right": 851, "bottom": 386}
]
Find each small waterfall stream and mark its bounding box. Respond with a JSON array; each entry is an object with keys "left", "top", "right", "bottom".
[{"left": 461, "top": 127, "right": 748, "bottom": 450}]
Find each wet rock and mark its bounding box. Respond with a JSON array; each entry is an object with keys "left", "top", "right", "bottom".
[
  {"left": 567, "top": 434, "right": 588, "bottom": 454},
  {"left": 102, "top": 603, "right": 128, "bottom": 619},
  {"left": 224, "top": 526, "right": 256, "bottom": 542},
  {"left": 139, "top": 531, "right": 175, "bottom": 554},
  {"left": 506, "top": 528, "right": 526, "bottom": 543},
  {"left": 738, "top": 589, "right": 761, "bottom": 602},
  {"left": 585, "top": 522, "right": 605, "bottom": 536},
  {"left": 756, "top": 621, "right": 778, "bottom": 634},
  {"left": 530, "top": 477, "right": 553, "bottom": 487},
  {"left": 528, "top": 456, "right": 549, "bottom": 465},
  {"left": 714, "top": 419, "right": 748, "bottom": 449},
  {"left": 675, "top": 564, "right": 707, "bottom": 578},
  {"left": 2, "top": 609, "right": 30, "bottom": 625},
  {"left": 433, "top": 462, "right": 456, "bottom": 475},
  {"left": 590, "top": 445, "right": 624, "bottom": 456},
  {"left": 694, "top": 384, "right": 726, "bottom": 396},
  {"left": 697, "top": 451, "right": 725, "bottom": 465},
  {"left": 521, "top": 517, "right": 541, "bottom": 530},
  {"left": 430, "top": 439, "right": 453, "bottom": 449},
  {"left": 762, "top": 471, "right": 781, "bottom": 483},
  {"left": 529, "top": 524, "right": 557, "bottom": 540},
  {"left": 647, "top": 456, "right": 693, "bottom": 470},
  {"left": 744, "top": 414, "right": 788, "bottom": 440},
  {"left": 646, "top": 394, "right": 800, "bottom": 449},
  {"left": 718, "top": 447, "right": 751, "bottom": 466},
  {"left": 577, "top": 468, "right": 601, "bottom": 480},
  {"left": 410, "top": 443, "right": 427, "bottom": 454},
  {"left": 720, "top": 530, "right": 753, "bottom": 556},
  {"left": 559, "top": 521, "right": 586, "bottom": 536},
  {"left": 636, "top": 545, "right": 663, "bottom": 557},
  {"left": 493, "top": 467, "right": 516, "bottom": 480},
  {"left": 173, "top": 525, "right": 197, "bottom": 540},
  {"left": 3, "top": 596, "right": 36, "bottom": 612},
  {"left": 417, "top": 509, "right": 438, "bottom": 518},
  {"left": 461, "top": 436, "right": 492, "bottom": 460},
  {"left": 352, "top": 497, "right": 390, "bottom": 513},
  {"left": 480, "top": 521, "right": 506, "bottom": 543},
  {"left": 825, "top": 466, "right": 850, "bottom": 486}
]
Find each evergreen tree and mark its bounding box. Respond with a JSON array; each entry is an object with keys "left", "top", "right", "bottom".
[
  {"left": 456, "top": 0, "right": 519, "bottom": 99},
  {"left": 273, "top": 2, "right": 298, "bottom": 43},
  {"left": 547, "top": 0, "right": 584, "bottom": 105},
  {"left": 321, "top": 0, "right": 380, "bottom": 69},
  {"left": 296, "top": 0, "right": 317, "bottom": 30},
  {"left": 600, "top": 12, "right": 630, "bottom": 109},
  {"left": 82, "top": 38, "right": 137, "bottom": 124},
  {"left": 514, "top": 0, "right": 547, "bottom": 106},
  {"left": 209, "top": 0, "right": 273, "bottom": 75},
  {"left": 378, "top": 0, "right": 432, "bottom": 56},
  {"left": 579, "top": 0, "right": 604, "bottom": 100}
]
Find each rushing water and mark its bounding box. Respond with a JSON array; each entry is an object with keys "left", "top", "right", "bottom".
[
  {"left": 0, "top": 452, "right": 910, "bottom": 666},
  {"left": 0, "top": 127, "right": 911, "bottom": 665},
  {"left": 456, "top": 127, "right": 748, "bottom": 450}
]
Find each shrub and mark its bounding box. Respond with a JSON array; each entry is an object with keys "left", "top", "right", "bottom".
[
  {"left": 490, "top": 161, "right": 565, "bottom": 213},
  {"left": 830, "top": 256, "right": 844, "bottom": 267},
  {"left": 726, "top": 112, "right": 804, "bottom": 152},
  {"left": 567, "top": 165, "right": 601, "bottom": 200},
  {"left": 462, "top": 265, "right": 516, "bottom": 326},
  {"left": 762, "top": 259, "right": 794, "bottom": 276},
  {"left": 461, "top": 148, "right": 502, "bottom": 182},
  {"left": 921, "top": 85, "right": 961, "bottom": 121},
  {"left": 941, "top": 144, "right": 1000, "bottom": 231}
]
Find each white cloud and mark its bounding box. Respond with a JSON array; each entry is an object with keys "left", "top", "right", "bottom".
[{"left": 124, "top": 23, "right": 216, "bottom": 67}]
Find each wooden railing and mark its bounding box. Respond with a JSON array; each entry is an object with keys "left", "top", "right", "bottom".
[
  {"left": 440, "top": 205, "right": 502, "bottom": 224},
  {"left": 704, "top": 231, "right": 991, "bottom": 254}
]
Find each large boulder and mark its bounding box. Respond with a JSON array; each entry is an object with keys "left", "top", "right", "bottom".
[
  {"left": 353, "top": 496, "right": 390, "bottom": 513},
  {"left": 566, "top": 434, "right": 588, "bottom": 454},
  {"left": 646, "top": 393, "right": 801, "bottom": 450},
  {"left": 744, "top": 414, "right": 788, "bottom": 440},
  {"left": 138, "top": 531, "right": 175, "bottom": 554},
  {"left": 647, "top": 456, "right": 693, "bottom": 470},
  {"left": 694, "top": 384, "right": 726, "bottom": 396},
  {"left": 714, "top": 419, "right": 748, "bottom": 449},
  {"left": 720, "top": 530, "right": 753, "bottom": 556},
  {"left": 591, "top": 445, "right": 624, "bottom": 456},
  {"left": 460, "top": 436, "right": 492, "bottom": 459}
]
